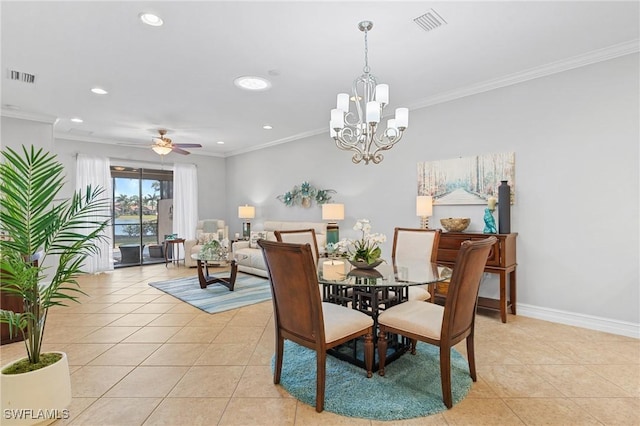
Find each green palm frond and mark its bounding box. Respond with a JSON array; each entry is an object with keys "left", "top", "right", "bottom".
[{"left": 0, "top": 145, "right": 110, "bottom": 364}]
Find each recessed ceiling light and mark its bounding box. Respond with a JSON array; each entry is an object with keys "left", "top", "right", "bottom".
[
  {"left": 113, "top": 166, "right": 126, "bottom": 171},
  {"left": 91, "top": 87, "right": 108, "bottom": 95},
  {"left": 139, "top": 12, "right": 163, "bottom": 27},
  {"left": 234, "top": 76, "right": 271, "bottom": 91},
  {"left": 216, "top": 141, "right": 225, "bottom": 145},
  {"left": 70, "top": 117, "right": 83, "bottom": 123},
  {"left": 263, "top": 125, "right": 273, "bottom": 130}
]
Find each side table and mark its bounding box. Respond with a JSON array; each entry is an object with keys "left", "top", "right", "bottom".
[{"left": 164, "top": 238, "right": 186, "bottom": 267}]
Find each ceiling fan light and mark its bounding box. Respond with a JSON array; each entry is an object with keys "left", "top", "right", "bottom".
[{"left": 152, "top": 145, "right": 172, "bottom": 155}]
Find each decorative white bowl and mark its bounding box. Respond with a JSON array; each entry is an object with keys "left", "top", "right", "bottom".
[{"left": 440, "top": 218, "right": 471, "bottom": 232}]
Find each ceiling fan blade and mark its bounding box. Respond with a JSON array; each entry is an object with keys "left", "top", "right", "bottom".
[
  {"left": 173, "top": 143, "right": 202, "bottom": 148},
  {"left": 172, "top": 147, "right": 191, "bottom": 155}
]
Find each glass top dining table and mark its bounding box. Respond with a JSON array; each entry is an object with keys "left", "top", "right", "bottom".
[{"left": 317, "top": 258, "right": 448, "bottom": 371}]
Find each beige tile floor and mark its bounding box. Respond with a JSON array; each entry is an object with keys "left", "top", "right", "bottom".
[{"left": 1, "top": 264, "right": 638, "bottom": 425}]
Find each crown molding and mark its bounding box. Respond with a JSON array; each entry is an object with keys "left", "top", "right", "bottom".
[
  {"left": 407, "top": 39, "right": 640, "bottom": 111},
  {"left": 226, "top": 40, "right": 639, "bottom": 157},
  {"left": 54, "top": 133, "right": 225, "bottom": 158},
  {"left": 224, "top": 128, "right": 326, "bottom": 157},
  {"left": 1, "top": 108, "right": 58, "bottom": 124}
]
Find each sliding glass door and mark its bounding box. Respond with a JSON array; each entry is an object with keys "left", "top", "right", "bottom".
[{"left": 111, "top": 166, "right": 173, "bottom": 267}]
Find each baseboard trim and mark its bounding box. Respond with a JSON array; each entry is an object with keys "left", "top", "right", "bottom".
[{"left": 518, "top": 303, "right": 640, "bottom": 339}]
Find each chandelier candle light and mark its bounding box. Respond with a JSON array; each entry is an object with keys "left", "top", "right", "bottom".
[{"left": 330, "top": 21, "right": 409, "bottom": 165}]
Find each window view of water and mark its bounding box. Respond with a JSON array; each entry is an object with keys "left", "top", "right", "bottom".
[{"left": 111, "top": 167, "right": 173, "bottom": 266}]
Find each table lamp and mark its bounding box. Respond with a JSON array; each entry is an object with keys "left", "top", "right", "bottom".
[
  {"left": 416, "top": 195, "right": 433, "bottom": 229},
  {"left": 322, "top": 203, "right": 344, "bottom": 246},
  {"left": 238, "top": 205, "right": 255, "bottom": 240}
]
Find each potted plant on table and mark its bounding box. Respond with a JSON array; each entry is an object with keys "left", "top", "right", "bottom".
[
  {"left": 337, "top": 218, "right": 387, "bottom": 269},
  {"left": 0, "top": 146, "right": 110, "bottom": 425}
]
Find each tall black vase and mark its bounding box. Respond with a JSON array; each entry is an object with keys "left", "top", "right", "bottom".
[{"left": 498, "top": 180, "right": 511, "bottom": 234}]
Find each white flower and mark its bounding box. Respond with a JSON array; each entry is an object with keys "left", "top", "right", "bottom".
[{"left": 362, "top": 223, "right": 372, "bottom": 233}]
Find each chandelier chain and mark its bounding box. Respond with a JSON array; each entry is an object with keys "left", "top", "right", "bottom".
[{"left": 363, "top": 29, "right": 370, "bottom": 74}]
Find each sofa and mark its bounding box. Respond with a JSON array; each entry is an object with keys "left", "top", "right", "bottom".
[
  {"left": 184, "top": 219, "right": 228, "bottom": 268},
  {"left": 232, "top": 220, "right": 327, "bottom": 278}
]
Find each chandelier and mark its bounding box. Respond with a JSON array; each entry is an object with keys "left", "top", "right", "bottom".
[{"left": 330, "top": 21, "right": 409, "bottom": 165}]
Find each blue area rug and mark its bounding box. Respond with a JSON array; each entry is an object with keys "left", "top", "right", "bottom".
[
  {"left": 273, "top": 340, "right": 472, "bottom": 420},
  {"left": 149, "top": 273, "right": 271, "bottom": 314}
]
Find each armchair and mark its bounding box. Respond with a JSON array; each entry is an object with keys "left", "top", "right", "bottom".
[{"left": 184, "top": 219, "right": 228, "bottom": 267}]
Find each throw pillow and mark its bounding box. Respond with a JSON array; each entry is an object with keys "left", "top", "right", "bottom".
[
  {"left": 202, "top": 220, "right": 219, "bottom": 233},
  {"left": 249, "top": 231, "right": 268, "bottom": 249},
  {"left": 197, "top": 231, "right": 218, "bottom": 245}
]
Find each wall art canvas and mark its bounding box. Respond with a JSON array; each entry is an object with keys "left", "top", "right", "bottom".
[{"left": 418, "top": 152, "right": 515, "bottom": 205}]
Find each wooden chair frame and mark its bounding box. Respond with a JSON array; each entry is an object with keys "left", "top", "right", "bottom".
[
  {"left": 258, "top": 239, "right": 373, "bottom": 412},
  {"left": 379, "top": 236, "right": 496, "bottom": 408}
]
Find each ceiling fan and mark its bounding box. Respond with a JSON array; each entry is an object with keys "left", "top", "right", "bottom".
[{"left": 150, "top": 129, "right": 202, "bottom": 155}]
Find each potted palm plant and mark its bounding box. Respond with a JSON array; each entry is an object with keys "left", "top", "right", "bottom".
[{"left": 0, "top": 146, "right": 110, "bottom": 425}]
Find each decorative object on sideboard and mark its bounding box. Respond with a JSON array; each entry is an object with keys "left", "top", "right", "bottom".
[
  {"left": 277, "top": 181, "right": 335, "bottom": 208},
  {"left": 329, "top": 21, "right": 409, "bottom": 165},
  {"left": 498, "top": 180, "right": 511, "bottom": 234},
  {"left": 322, "top": 203, "right": 344, "bottom": 246},
  {"left": 416, "top": 195, "right": 433, "bottom": 229},
  {"left": 440, "top": 217, "right": 471, "bottom": 232},
  {"left": 418, "top": 152, "right": 515, "bottom": 205},
  {"left": 238, "top": 205, "right": 255, "bottom": 240},
  {"left": 483, "top": 196, "right": 497, "bottom": 234}
]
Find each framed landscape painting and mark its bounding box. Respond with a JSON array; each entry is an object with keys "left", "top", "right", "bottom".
[{"left": 418, "top": 152, "right": 515, "bottom": 205}]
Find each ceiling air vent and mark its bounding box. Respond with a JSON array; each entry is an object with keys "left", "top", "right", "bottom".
[
  {"left": 413, "top": 9, "right": 447, "bottom": 32},
  {"left": 7, "top": 69, "right": 36, "bottom": 84}
]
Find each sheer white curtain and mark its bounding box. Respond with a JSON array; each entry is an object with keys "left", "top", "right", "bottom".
[
  {"left": 76, "top": 154, "right": 113, "bottom": 273},
  {"left": 173, "top": 163, "right": 198, "bottom": 241}
]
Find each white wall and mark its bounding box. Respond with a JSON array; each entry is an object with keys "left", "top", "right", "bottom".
[
  {"left": 52, "top": 138, "right": 228, "bottom": 221},
  {"left": 3, "top": 54, "right": 637, "bottom": 336},
  {"left": 1, "top": 116, "right": 54, "bottom": 151},
  {"left": 226, "top": 54, "right": 639, "bottom": 333}
]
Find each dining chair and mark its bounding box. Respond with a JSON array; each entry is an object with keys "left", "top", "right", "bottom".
[
  {"left": 274, "top": 228, "right": 320, "bottom": 265},
  {"left": 378, "top": 236, "right": 497, "bottom": 408},
  {"left": 391, "top": 227, "right": 441, "bottom": 302},
  {"left": 258, "top": 239, "right": 374, "bottom": 412}
]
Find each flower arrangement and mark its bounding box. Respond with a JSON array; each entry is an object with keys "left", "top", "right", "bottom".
[
  {"left": 337, "top": 219, "right": 387, "bottom": 265},
  {"left": 199, "top": 237, "right": 230, "bottom": 261}
]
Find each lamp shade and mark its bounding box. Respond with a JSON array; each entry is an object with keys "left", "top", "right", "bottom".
[
  {"left": 416, "top": 196, "right": 433, "bottom": 217},
  {"left": 238, "top": 205, "right": 255, "bottom": 219},
  {"left": 322, "top": 203, "right": 345, "bottom": 221}
]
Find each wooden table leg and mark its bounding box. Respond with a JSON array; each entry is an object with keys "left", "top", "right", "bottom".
[
  {"left": 509, "top": 269, "right": 517, "bottom": 315},
  {"left": 197, "top": 259, "right": 238, "bottom": 291},
  {"left": 499, "top": 271, "right": 507, "bottom": 323}
]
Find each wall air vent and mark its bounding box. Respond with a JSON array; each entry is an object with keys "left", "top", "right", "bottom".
[
  {"left": 413, "top": 9, "right": 447, "bottom": 32},
  {"left": 7, "top": 69, "right": 36, "bottom": 84}
]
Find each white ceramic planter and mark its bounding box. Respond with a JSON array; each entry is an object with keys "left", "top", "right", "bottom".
[{"left": 1, "top": 352, "right": 71, "bottom": 426}]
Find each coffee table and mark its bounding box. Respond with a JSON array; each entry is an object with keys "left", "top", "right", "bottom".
[{"left": 191, "top": 253, "right": 238, "bottom": 291}]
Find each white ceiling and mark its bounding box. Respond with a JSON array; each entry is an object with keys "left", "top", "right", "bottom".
[{"left": 2, "top": 1, "right": 639, "bottom": 157}]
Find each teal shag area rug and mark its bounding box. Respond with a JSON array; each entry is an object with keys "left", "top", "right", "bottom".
[
  {"left": 273, "top": 340, "right": 472, "bottom": 420},
  {"left": 149, "top": 273, "right": 271, "bottom": 314}
]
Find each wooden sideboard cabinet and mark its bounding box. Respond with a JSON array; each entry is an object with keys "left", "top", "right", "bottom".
[{"left": 436, "top": 232, "right": 517, "bottom": 323}]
